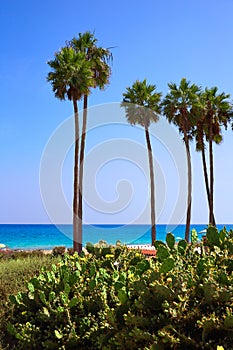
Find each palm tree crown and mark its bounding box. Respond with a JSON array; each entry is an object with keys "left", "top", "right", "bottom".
[
  {"left": 122, "top": 79, "right": 162, "bottom": 127},
  {"left": 200, "top": 87, "right": 233, "bottom": 140},
  {"left": 162, "top": 78, "right": 201, "bottom": 137},
  {"left": 68, "top": 31, "right": 112, "bottom": 90},
  {"left": 47, "top": 47, "right": 92, "bottom": 102}
]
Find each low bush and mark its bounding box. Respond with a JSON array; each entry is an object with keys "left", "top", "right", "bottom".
[
  {"left": 52, "top": 246, "right": 67, "bottom": 257},
  {"left": 0, "top": 249, "right": 45, "bottom": 261},
  {"left": 3, "top": 227, "right": 233, "bottom": 349}
]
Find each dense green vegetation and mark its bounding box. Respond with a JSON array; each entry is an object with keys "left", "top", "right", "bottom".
[
  {"left": 0, "top": 252, "right": 59, "bottom": 349},
  {"left": 1, "top": 227, "right": 232, "bottom": 349}
]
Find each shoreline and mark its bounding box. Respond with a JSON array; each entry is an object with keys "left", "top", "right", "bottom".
[
  {"left": 0, "top": 244, "right": 157, "bottom": 257},
  {"left": 1, "top": 243, "right": 155, "bottom": 251}
]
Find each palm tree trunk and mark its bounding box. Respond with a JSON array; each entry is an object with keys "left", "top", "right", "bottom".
[
  {"left": 145, "top": 125, "right": 156, "bottom": 244},
  {"left": 184, "top": 136, "right": 192, "bottom": 242},
  {"left": 72, "top": 98, "right": 82, "bottom": 253},
  {"left": 209, "top": 117, "right": 215, "bottom": 226},
  {"left": 77, "top": 94, "right": 88, "bottom": 253},
  {"left": 201, "top": 147, "right": 216, "bottom": 226}
]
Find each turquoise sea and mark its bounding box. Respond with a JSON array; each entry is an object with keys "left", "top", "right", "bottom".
[{"left": 0, "top": 224, "right": 233, "bottom": 250}]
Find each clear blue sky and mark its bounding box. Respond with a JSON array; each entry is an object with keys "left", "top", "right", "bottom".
[{"left": 0, "top": 0, "right": 233, "bottom": 224}]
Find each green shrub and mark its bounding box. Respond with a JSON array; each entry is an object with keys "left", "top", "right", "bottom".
[
  {"left": 0, "top": 253, "right": 59, "bottom": 349},
  {"left": 4, "top": 227, "right": 233, "bottom": 349}
]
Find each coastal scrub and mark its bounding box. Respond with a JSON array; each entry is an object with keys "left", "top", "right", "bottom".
[{"left": 3, "top": 227, "right": 233, "bottom": 349}]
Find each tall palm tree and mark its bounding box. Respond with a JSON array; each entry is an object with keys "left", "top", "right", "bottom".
[
  {"left": 47, "top": 46, "right": 92, "bottom": 253},
  {"left": 162, "top": 78, "right": 200, "bottom": 242},
  {"left": 199, "top": 87, "right": 233, "bottom": 226},
  {"left": 194, "top": 112, "right": 216, "bottom": 226},
  {"left": 68, "top": 32, "right": 112, "bottom": 251},
  {"left": 122, "top": 79, "right": 162, "bottom": 244}
]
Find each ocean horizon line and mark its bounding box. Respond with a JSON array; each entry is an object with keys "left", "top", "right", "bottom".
[{"left": 1, "top": 222, "right": 233, "bottom": 226}]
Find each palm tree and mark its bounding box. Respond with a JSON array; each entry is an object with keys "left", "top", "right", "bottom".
[
  {"left": 68, "top": 32, "right": 112, "bottom": 250},
  {"left": 199, "top": 87, "right": 233, "bottom": 226},
  {"left": 122, "top": 79, "right": 162, "bottom": 244},
  {"left": 162, "top": 78, "right": 200, "bottom": 242},
  {"left": 47, "top": 46, "right": 92, "bottom": 253},
  {"left": 195, "top": 111, "right": 216, "bottom": 226}
]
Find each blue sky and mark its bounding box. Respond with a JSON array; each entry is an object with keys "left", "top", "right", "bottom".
[{"left": 0, "top": 0, "right": 233, "bottom": 224}]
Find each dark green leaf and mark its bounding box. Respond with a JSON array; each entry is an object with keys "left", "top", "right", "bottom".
[
  {"left": 156, "top": 246, "right": 170, "bottom": 262},
  {"left": 159, "top": 257, "right": 175, "bottom": 274},
  {"left": 154, "top": 241, "right": 167, "bottom": 250},
  {"left": 197, "top": 259, "right": 207, "bottom": 274},
  {"left": 166, "top": 233, "right": 175, "bottom": 249},
  {"left": 49, "top": 291, "right": 56, "bottom": 303},
  {"left": 118, "top": 289, "right": 128, "bottom": 304},
  {"left": 136, "top": 260, "right": 150, "bottom": 274},
  {"left": 206, "top": 226, "right": 220, "bottom": 247},
  {"left": 69, "top": 297, "right": 79, "bottom": 308},
  {"left": 178, "top": 240, "right": 187, "bottom": 254},
  {"left": 89, "top": 279, "right": 97, "bottom": 290},
  {"left": 39, "top": 291, "right": 47, "bottom": 305},
  {"left": 64, "top": 283, "right": 70, "bottom": 296},
  {"left": 224, "top": 315, "right": 233, "bottom": 329}
]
